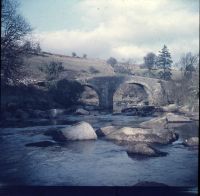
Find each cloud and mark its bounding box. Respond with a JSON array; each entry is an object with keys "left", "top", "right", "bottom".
[{"left": 36, "top": 0, "right": 199, "bottom": 63}]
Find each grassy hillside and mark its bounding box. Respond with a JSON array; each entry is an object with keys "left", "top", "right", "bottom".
[{"left": 23, "top": 52, "right": 115, "bottom": 82}]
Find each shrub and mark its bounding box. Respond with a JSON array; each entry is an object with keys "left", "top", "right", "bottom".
[
  {"left": 107, "top": 57, "right": 117, "bottom": 66},
  {"left": 89, "top": 67, "right": 100, "bottom": 74},
  {"left": 1, "top": 83, "right": 56, "bottom": 111},
  {"left": 39, "top": 61, "right": 64, "bottom": 81},
  {"left": 48, "top": 79, "right": 84, "bottom": 108},
  {"left": 72, "top": 52, "right": 76, "bottom": 57},
  {"left": 165, "top": 74, "right": 199, "bottom": 112}
]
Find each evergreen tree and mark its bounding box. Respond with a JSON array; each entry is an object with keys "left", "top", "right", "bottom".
[{"left": 156, "top": 45, "right": 173, "bottom": 80}]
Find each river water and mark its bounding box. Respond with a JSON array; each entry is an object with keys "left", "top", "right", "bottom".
[{"left": 0, "top": 114, "right": 198, "bottom": 186}]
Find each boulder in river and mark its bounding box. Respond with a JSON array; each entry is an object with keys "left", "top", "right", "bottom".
[
  {"left": 166, "top": 113, "right": 192, "bottom": 123},
  {"left": 96, "top": 126, "right": 117, "bottom": 137},
  {"left": 97, "top": 126, "right": 178, "bottom": 144},
  {"left": 59, "top": 121, "right": 97, "bottom": 141},
  {"left": 183, "top": 137, "right": 199, "bottom": 147},
  {"left": 139, "top": 116, "right": 167, "bottom": 129},
  {"left": 75, "top": 108, "right": 90, "bottom": 115},
  {"left": 161, "top": 104, "right": 179, "bottom": 112},
  {"left": 127, "top": 143, "right": 168, "bottom": 157}
]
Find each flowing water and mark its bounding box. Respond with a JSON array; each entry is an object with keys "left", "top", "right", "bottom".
[{"left": 0, "top": 114, "right": 198, "bottom": 186}]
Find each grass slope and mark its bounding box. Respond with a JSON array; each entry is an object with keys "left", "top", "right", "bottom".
[{"left": 23, "top": 52, "right": 115, "bottom": 81}]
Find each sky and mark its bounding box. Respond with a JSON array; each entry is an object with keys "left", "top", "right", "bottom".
[{"left": 20, "top": 0, "right": 199, "bottom": 63}]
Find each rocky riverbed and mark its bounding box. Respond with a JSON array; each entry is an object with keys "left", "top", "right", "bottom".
[{"left": 0, "top": 112, "right": 198, "bottom": 186}]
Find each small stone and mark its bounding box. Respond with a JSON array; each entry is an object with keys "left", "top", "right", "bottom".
[
  {"left": 183, "top": 137, "right": 199, "bottom": 147},
  {"left": 121, "top": 106, "right": 156, "bottom": 116},
  {"left": 166, "top": 113, "right": 191, "bottom": 123},
  {"left": 162, "top": 104, "right": 178, "bottom": 112},
  {"left": 75, "top": 108, "right": 90, "bottom": 115}
]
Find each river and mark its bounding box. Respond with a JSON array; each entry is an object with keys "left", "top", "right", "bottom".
[{"left": 0, "top": 114, "right": 198, "bottom": 186}]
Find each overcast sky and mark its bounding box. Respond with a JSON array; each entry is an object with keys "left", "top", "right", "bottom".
[{"left": 20, "top": 0, "right": 199, "bottom": 63}]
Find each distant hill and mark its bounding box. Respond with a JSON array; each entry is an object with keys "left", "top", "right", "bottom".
[{"left": 23, "top": 52, "right": 115, "bottom": 82}]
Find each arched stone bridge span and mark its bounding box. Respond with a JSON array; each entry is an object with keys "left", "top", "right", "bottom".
[{"left": 77, "top": 75, "right": 167, "bottom": 111}]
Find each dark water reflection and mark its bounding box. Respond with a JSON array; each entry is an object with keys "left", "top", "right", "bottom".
[{"left": 0, "top": 114, "right": 198, "bottom": 186}]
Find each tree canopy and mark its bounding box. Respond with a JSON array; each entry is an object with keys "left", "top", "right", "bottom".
[
  {"left": 1, "top": 0, "right": 32, "bottom": 83},
  {"left": 107, "top": 57, "right": 117, "bottom": 66},
  {"left": 180, "top": 52, "right": 199, "bottom": 79},
  {"left": 143, "top": 52, "right": 156, "bottom": 70}
]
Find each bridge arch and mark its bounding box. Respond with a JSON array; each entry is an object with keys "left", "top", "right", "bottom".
[
  {"left": 126, "top": 82, "right": 154, "bottom": 104},
  {"left": 80, "top": 84, "right": 100, "bottom": 107},
  {"left": 113, "top": 82, "right": 153, "bottom": 111}
]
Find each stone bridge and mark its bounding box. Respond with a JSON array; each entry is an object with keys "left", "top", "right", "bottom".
[{"left": 77, "top": 75, "right": 168, "bottom": 111}]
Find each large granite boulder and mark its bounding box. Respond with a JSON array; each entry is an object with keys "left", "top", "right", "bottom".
[
  {"left": 97, "top": 126, "right": 178, "bottom": 144},
  {"left": 59, "top": 121, "right": 97, "bottom": 141},
  {"left": 183, "top": 137, "right": 199, "bottom": 147},
  {"left": 127, "top": 143, "right": 168, "bottom": 157},
  {"left": 139, "top": 116, "right": 167, "bottom": 129},
  {"left": 96, "top": 126, "right": 117, "bottom": 137},
  {"left": 166, "top": 113, "right": 192, "bottom": 123}
]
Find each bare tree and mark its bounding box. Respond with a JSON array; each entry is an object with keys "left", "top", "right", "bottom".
[
  {"left": 1, "top": 0, "right": 32, "bottom": 83},
  {"left": 166, "top": 52, "right": 199, "bottom": 111},
  {"left": 179, "top": 52, "right": 199, "bottom": 79}
]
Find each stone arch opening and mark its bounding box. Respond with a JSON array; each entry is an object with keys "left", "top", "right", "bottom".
[
  {"left": 79, "top": 85, "right": 100, "bottom": 108},
  {"left": 113, "top": 82, "right": 151, "bottom": 112}
]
